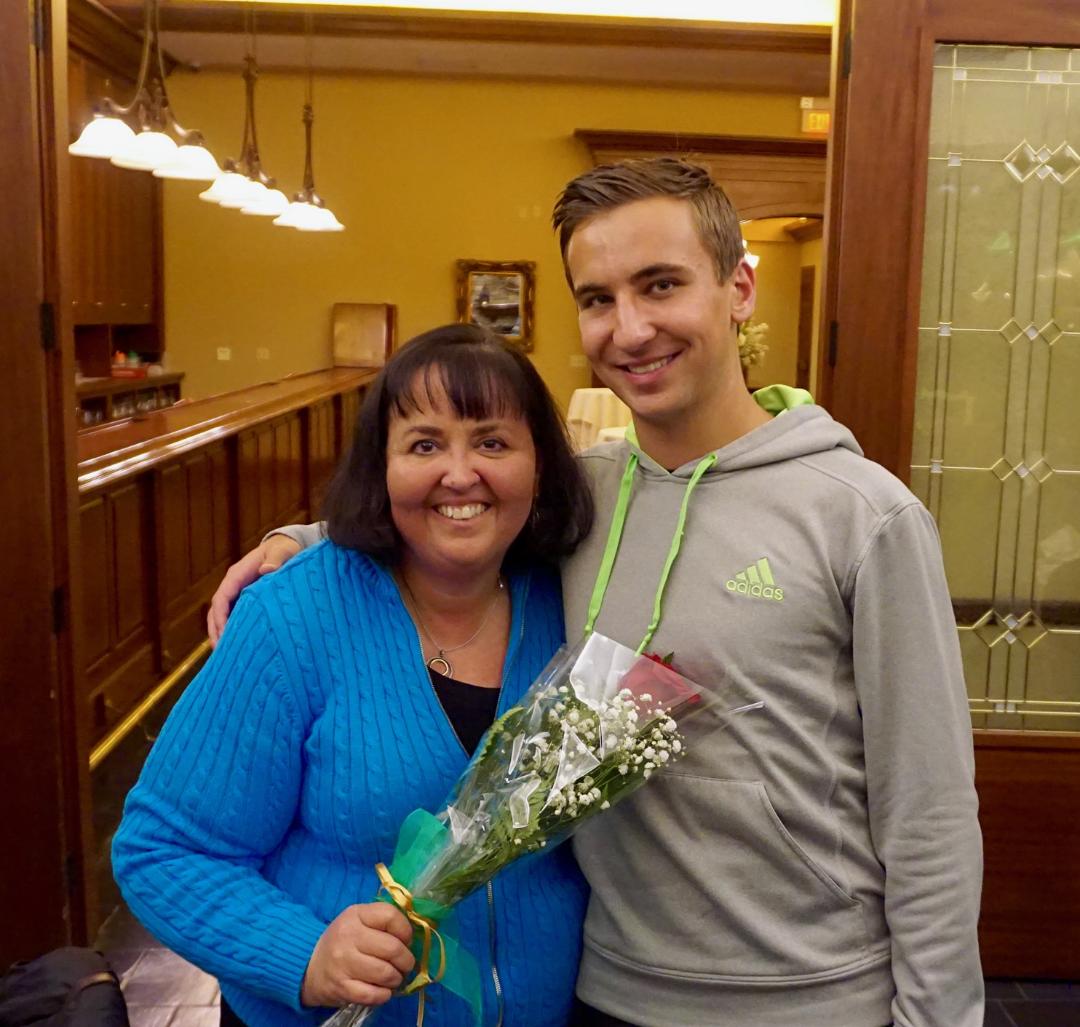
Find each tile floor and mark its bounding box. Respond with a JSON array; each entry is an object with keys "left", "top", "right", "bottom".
[{"left": 96, "top": 902, "right": 1080, "bottom": 1027}]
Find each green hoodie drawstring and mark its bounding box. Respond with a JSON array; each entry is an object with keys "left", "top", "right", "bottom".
[{"left": 583, "top": 449, "right": 717, "bottom": 655}]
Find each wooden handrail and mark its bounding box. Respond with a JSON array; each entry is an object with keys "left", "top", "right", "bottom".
[{"left": 77, "top": 367, "right": 378, "bottom": 494}]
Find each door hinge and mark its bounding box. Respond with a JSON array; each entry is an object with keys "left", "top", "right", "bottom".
[
  {"left": 828, "top": 320, "right": 839, "bottom": 367},
  {"left": 64, "top": 852, "right": 79, "bottom": 892},
  {"left": 842, "top": 30, "right": 853, "bottom": 78},
  {"left": 51, "top": 584, "right": 66, "bottom": 635},
  {"left": 40, "top": 301, "right": 57, "bottom": 351},
  {"left": 32, "top": 0, "right": 45, "bottom": 52}
]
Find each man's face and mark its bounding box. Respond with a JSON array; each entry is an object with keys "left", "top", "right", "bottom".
[{"left": 565, "top": 196, "right": 754, "bottom": 431}]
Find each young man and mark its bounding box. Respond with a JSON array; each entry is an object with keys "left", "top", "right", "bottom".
[{"left": 207, "top": 159, "right": 983, "bottom": 1027}]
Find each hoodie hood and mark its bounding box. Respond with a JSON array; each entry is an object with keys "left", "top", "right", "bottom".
[{"left": 623, "top": 386, "right": 862, "bottom": 479}]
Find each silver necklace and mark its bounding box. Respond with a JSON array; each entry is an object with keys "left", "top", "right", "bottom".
[{"left": 401, "top": 574, "right": 505, "bottom": 678}]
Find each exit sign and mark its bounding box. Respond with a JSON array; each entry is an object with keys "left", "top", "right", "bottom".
[{"left": 801, "top": 109, "right": 831, "bottom": 135}]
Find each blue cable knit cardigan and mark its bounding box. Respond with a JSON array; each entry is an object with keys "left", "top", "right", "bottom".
[{"left": 113, "top": 541, "right": 589, "bottom": 1027}]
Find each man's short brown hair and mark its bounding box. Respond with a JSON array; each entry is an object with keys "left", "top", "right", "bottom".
[{"left": 552, "top": 156, "right": 744, "bottom": 283}]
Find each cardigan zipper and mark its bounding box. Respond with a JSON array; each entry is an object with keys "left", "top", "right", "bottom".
[
  {"left": 409, "top": 575, "right": 529, "bottom": 1027},
  {"left": 486, "top": 881, "right": 504, "bottom": 1027}
]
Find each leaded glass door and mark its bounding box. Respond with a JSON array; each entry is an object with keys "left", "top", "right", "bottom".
[{"left": 911, "top": 44, "right": 1080, "bottom": 732}]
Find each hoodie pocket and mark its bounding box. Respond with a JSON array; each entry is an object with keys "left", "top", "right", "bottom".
[{"left": 579, "top": 774, "right": 871, "bottom": 981}]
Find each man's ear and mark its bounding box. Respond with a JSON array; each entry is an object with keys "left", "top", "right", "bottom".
[{"left": 730, "top": 259, "right": 756, "bottom": 324}]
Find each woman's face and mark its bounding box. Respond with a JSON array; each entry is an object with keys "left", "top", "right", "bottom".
[{"left": 385, "top": 379, "right": 537, "bottom": 581}]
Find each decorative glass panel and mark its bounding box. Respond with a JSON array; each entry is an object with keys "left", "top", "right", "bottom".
[{"left": 914, "top": 44, "right": 1080, "bottom": 730}]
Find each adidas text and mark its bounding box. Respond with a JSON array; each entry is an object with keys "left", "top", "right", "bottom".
[
  {"left": 725, "top": 579, "right": 784, "bottom": 602},
  {"left": 725, "top": 557, "right": 784, "bottom": 602}
]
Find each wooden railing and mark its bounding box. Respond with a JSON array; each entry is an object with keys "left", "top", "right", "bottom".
[{"left": 76, "top": 368, "right": 377, "bottom": 757}]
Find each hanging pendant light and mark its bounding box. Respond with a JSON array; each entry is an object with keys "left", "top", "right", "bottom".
[
  {"left": 200, "top": 28, "right": 289, "bottom": 217},
  {"left": 68, "top": 113, "right": 137, "bottom": 158},
  {"left": 274, "top": 17, "right": 344, "bottom": 233},
  {"left": 70, "top": 0, "right": 219, "bottom": 179}
]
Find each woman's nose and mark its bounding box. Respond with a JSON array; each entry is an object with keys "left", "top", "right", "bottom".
[{"left": 440, "top": 450, "right": 481, "bottom": 489}]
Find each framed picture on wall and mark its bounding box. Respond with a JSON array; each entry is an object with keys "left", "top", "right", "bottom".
[{"left": 456, "top": 259, "right": 536, "bottom": 352}]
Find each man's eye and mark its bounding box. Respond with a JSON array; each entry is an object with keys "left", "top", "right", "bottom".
[
  {"left": 581, "top": 294, "right": 612, "bottom": 310},
  {"left": 649, "top": 279, "right": 677, "bottom": 294}
]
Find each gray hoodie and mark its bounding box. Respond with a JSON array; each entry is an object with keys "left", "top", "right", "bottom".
[{"left": 562, "top": 397, "right": 983, "bottom": 1027}]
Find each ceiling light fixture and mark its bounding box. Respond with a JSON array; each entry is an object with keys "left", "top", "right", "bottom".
[
  {"left": 274, "top": 16, "right": 344, "bottom": 233},
  {"left": 69, "top": 0, "right": 220, "bottom": 179},
  {"left": 200, "top": 14, "right": 290, "bottom": 217}
]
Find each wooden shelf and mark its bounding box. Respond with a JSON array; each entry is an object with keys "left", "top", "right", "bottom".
[{"left": 76, "top": 371, "right": 184, "bottom": 427}]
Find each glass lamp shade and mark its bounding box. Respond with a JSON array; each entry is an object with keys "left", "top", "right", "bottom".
[
  {"left": 296, "top": 205, "right": 344, "bottom": 232},
  {"left": 199, "top": 171, "right": 252, "bottom": 205},
  {"left": 69, "top": 115, "right": 137, "bottom": 159},
  {"left": 110, "top": 130, "right": 179, "bottom": 171},
  {"left": 153, "top": 143, "right": 222, "bottom": 181},
  {"left": 218, "top": 178, "right": 267, "bottom": 210},
  {"left": 240, "top": 187, "right": 290, "bottom": 216},
  {"left": 274, "top": 201, "right": 343, "bottom": 231},
  {"left": 272, "top": 200, "right": 317, "bottom": 229}
]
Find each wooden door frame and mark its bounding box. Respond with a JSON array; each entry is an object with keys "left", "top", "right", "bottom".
[
  {"left": 822, "top": 0, "right": 1080, "bottom": 978},
  {"left": 821, "top": 0, "right": 1080, "bottom": 474},
  {"left": 0, "top": 0, "right": 92, "bottom": 962}
]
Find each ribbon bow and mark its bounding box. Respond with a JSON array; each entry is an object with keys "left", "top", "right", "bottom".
[
  {"left": 374, "top": 809, "right": 483, "bottom": 1027},
  {"left": 375, "top": 862, "right": 447, "bottom": 1025}
]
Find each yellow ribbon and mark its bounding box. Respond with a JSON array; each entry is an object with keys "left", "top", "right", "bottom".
[{"left": 375, "top": 862, "right": 447, "bottom": 1027}]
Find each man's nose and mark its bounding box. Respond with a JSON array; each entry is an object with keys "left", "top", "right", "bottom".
[{"left": 612, "top": 296, "right": 656, "bottom": 350}]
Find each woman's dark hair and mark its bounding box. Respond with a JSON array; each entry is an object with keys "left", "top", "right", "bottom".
[{"left": 323, "top": 323, "right": 593, "bottom": 567}]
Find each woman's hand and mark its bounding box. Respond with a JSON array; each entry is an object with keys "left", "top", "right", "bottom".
[{"left": 302, "top": 903, "right": 416, "bottom": 1008}]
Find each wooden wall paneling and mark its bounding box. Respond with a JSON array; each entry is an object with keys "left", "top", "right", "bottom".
[
  {"left": 338, "top": 388, "right": 363, "bottom": 457},
  {"left": 79, "top": 496, "right": 113, "bottom": 683},
  {"left": 82, "top": 481, "right": 157, "bottom": 742},
  {"left": 237, "top": 428, "right": 261, "bottom": 552},
  {"left": 159, "top": 462, "right": 191, "bottom": 624},
  {"left": 210, "top": 442, "right": 231, "bottom": 569},
  {"left": 307, "top": 398, "right": 337, "bottom": 517},
  {"left": 257, "top": 422, "right": 276, "bottom": 538},
  {"left": 975, "top": 735, "right": 1080, "bottom": 977},
  {"left": 111, "top": 481, "right": 150, "bottom": 642},
  {"left": 156, "top": 445, "right": 233, "bottom": 669}
]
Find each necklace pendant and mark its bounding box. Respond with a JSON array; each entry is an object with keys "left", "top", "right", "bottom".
[{"left": 427, "top": 655, "right": 453, "bottom": 677}]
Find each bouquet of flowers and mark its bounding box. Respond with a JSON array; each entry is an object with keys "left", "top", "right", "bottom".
[
  {"left": 737, "top": 320, "right": 770, "bottom": 368},
  {"left": 322, "top": 633, "right": 761, "bottom": 1027}
]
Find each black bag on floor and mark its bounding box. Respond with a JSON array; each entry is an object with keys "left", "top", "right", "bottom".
[{"left": 0, "top": 947, "right": 128, "bottom": 1026}]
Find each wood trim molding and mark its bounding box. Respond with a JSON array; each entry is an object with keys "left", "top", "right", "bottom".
[
  {"left": 576, "top": 130, "right": 827, "bottom": 159},
  {"left": 100, "top": 3, "right": 832, "bottom": 54},
  {"left": 974, "top": 730, "right": 1080, "bottom": 751},
  {"left": 784, "top": 217, "right": 824, "bottom": 242},
  {"left": 69, "top": 0, "right": 178, "bottom": 81}
]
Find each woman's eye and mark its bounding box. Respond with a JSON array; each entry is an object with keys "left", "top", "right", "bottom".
[
  {"left": 411, "top": 439, "right": 438, "bottom": 454},
  {"left": 480, "top": 438, "right": 506, "bottom": 452}
]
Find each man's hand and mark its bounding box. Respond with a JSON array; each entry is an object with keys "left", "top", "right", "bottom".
[
  {"left": 206, "top": 535, "right": 302, "bottom": 646},
  {"left": 302, "top": 903, "right": 416, "bottom": 1009}
]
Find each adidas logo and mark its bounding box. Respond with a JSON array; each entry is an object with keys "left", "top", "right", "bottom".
[{"left": 725, "top": 558, "right": 784, "bottom": 602}]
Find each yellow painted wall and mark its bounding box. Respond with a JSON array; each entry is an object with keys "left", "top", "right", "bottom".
[
  {"left": 162, "top": 70, "right": 804, "bottom": 407},
  {"left": 800, "top": 235, "right": 824, "bottom": 396},
  {"left": 741, "top": 221, "right": 824, "bottom": 392}
]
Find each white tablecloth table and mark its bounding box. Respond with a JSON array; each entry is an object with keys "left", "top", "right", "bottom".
[{"left": 566, "top": 387, "right": 631, "bottom": 451}]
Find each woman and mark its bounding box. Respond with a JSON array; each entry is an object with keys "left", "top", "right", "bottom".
[{"left": 112, "top": 324, "right": 594, "bottom": 1027}]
